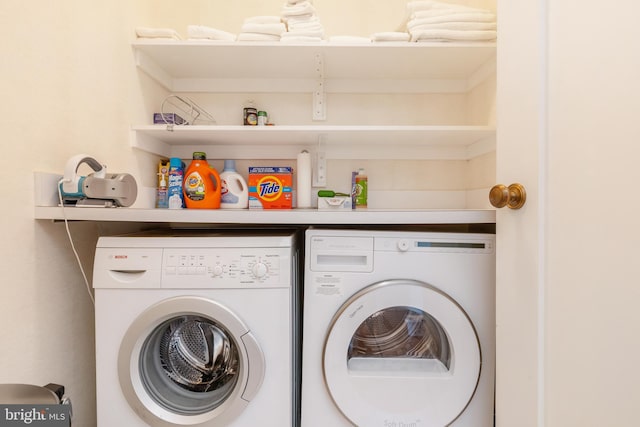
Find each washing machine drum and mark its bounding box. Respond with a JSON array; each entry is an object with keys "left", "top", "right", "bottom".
[
  {"left": 144, "top": 316, "right": 240, "bottom": 408},
  {"left": 323, "top": 279, "right": 481, "bottom": 427},
  {"left": 119, "top": 296, "right": 265, "bottom": 427}
]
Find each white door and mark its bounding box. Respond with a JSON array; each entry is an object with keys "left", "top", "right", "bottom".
[
  {"left": 497, "top": 1, "right": 640, "bottom": 425},
  {"left": 118, "top": 296, "right": 265, "bottom": 427},
  {"left": 322, "top": 279, "right": 481, "bottom": 427}
]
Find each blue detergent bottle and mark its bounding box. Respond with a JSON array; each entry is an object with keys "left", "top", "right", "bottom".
[{"left": 167, "top": 157, "right": 184, "bottom": 209}]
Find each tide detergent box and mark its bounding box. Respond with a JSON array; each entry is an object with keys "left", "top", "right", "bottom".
[{"left": 248, "top": 167, "right": 293, "bottom": 209}]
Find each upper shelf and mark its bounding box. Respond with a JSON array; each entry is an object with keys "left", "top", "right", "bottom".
[{"left": 132, "top": 40, "right": 497, "bottom": 94}]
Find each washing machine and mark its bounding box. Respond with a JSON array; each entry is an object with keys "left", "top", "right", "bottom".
[
  {"left": 92, "top": 229, "right": 300, "bottom": 427},
  {"left": 301, "top": 228, "right": 495, "bottom": 427}
]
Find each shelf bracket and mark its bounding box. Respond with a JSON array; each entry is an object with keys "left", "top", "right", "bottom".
[
  {"left": 313, "top": 134, "right": 327, "bottom": 187},
  {"left": 313, "top": 53, "right": 326, "bottom": 121}
]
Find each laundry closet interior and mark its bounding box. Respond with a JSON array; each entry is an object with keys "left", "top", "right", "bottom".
[{"left": 29, "top": 1, "right": 499, "bottom": 426}]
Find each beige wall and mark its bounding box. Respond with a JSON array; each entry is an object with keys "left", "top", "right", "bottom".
[
  {"left": 3, "top": 2, "right": 151, "bottom": 425},
  {"left": 4, "top": 1, "right": 495, "bottom": 425}
]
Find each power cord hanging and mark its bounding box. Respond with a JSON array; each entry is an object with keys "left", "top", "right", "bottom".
[{"left": 57, "top": 178, "right": 95, "bottom": 305}]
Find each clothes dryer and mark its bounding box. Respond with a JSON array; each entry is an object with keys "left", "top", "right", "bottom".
[
  {"left": 93, "top": 230, "right": 300, "bottom": 427},
  {"left": 301, "top": 229, "right": 495, "bottom": 427}
]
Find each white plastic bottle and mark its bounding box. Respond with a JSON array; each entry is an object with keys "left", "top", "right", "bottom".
[{"left": 220, "top": 160, "right": 249, "bottom": 209}]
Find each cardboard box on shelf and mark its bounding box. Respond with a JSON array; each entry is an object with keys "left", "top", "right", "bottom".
[{"left": 248, "top": 167, "right": 293, "bottom": 209}]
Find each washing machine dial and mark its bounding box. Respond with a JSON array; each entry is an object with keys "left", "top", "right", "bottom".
[
  {"left": 251, "top": 262, "right": 268, "bottom": 278},
  {"left": 212, "top": 264, "right": 224, "bottom": 277},
  {"left": 397, "top": 239, "right": 411, "bottom": 252}
]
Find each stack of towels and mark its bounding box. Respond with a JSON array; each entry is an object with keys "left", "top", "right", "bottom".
[
  {"left": 238, "top": 16, "right": 287, "bottom": 41},
  {"left": 404, "top": 0, "right": 496, "bottom": 42},
  {"left": 281, "top": 0, "right": 325, "bottom": 42}
]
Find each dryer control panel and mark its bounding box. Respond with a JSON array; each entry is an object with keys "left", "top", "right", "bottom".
[{"left": 161, "top": 248, "right": 290, "bottom": 289}]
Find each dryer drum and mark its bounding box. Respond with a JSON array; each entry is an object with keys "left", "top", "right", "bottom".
[
  {"left": 348, "top": 306, "right": 451, "bottom": 368},
  {"left": 159, "top": 316, "right": 239, "bottom": 392}
]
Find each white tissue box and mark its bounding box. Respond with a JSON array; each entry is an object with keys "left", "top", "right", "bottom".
[{"left": 317, "top": 196, "right": 353, "bottom": 210}]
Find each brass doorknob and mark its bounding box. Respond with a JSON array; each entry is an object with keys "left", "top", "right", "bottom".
[{"left": 489, "top": 183, "right": 526, "bottom": 209}]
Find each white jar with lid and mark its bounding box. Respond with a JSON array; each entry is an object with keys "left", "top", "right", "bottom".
[{"left": 257, "top": 110, "right": 268, "bottom": 126}]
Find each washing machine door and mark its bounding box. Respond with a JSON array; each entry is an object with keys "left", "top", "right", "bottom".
[
  {"left": 119, "top": 296, "right": 265, "bottom": 427},
  {"left": 323, "top": 279, "right": 480, "bottom": 427}
]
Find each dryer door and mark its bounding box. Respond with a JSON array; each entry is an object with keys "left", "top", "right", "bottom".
[
  {"left": 323, "top": 279, "right": 480, "bottom": 427},
  {"left": 119, "top": 296, "right": 265, "bottom": 427}
]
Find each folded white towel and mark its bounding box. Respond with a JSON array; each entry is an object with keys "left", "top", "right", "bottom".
[
  {"left": 285, "top": 14, "right": 319, "bottom": 24},
  {"left": 411, "top": 28, "right": 497, "bottom": 42},
  {"left": 409, "top": 21, "right": 496, "bottom": 31},
  {"left": 244, "top": 16, "right": 282, "bottom": 25},
  {"left": 284, "top": 16, "right": 320, "bottom": 29},
  {"left": 135, "top": 27, "right": 181, "bottom": 40},
  {"left": 241, "top": 22, "right": 287, "bottom": 36},
  {"left": 371, "top": 31, "right": 411, "bottom": 42},
  {"left": 406, "top": 0, "right": 486, "bottom": 15},
  {"left": 237, "top": 33, "right": 281, "bottom": 41},
  {"left": 410, "top": 10, "right": 495, "bottom": 22},
  {"left": 280, "top": 35, "right": 325, "bottom": 43},
  {"left": 328, "top": 36, "right": 372, "bottom": 44},
  {"left": 187, "top": 25, "right": 236, "bottom": 41},
  {"left": 281, "top": 29, "right": 324, "bottom": 39},
  {"left": 288, "top": 22, "right": 324, "bottom": 32},
  {"left": 287, "top": 19, "right": 322, "bottom": 28},
  {"left": 282, "top": 1, "right": 316, "bottom": 17}
]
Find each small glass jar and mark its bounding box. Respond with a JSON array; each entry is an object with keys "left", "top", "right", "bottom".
[
  {"left": 257, "top": 110, "right": 268, "bottom": 126},
  {"left": 243, "top": 106, "right": 257, "bottom": 126}
]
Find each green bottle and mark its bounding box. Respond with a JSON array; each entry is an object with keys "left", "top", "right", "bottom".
[{"left": 355, "top": 168, "right": 368, "bottom": 209}]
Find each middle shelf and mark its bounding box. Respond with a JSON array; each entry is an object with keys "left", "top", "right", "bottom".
[{"left": 131, "top": 124, "right": 495, "bottom": 160}]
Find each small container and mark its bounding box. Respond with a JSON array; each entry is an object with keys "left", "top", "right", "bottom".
[
  {"left": 156, "top": 159, "right": 169, "bottom": 208},
  {"left": 355, "top": 168, "right": 368, "bottom": 209},
  {"left": 243, "top": 101, "right": 258, "bottom": 126},
  {"left": 351, "top": 171, "right": 358, "bottom": 210},
  {"left": 257, "top": 110, "right": 268, "bottom": 126}
]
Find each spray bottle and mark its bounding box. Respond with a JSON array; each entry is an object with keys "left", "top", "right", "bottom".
[{"left": 156, "top": 159, "right": 169, "bottom": 208}]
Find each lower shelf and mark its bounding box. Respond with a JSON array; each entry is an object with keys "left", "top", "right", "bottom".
[
  {"left": 34, "top": 207, "right": 496, "bottom": 225},
  {"left": 131, "top": 125, "right": 496, "bottom": 160}
]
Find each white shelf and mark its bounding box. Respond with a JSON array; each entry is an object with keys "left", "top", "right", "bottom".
[
  {"left": 34, "top": 206, "right": 496, "bottom": 225},
  {"left": 131, "top": 124, "right": 495, "bottom": 160},
  {"left": 131, "top": 41, "right": 496, "bottom": 160},
  {"left": 34, "top": 43, "right": 499, "bottom": 227},
  {"left": 133, "top": 40, "right": 497, "bottom": 94}
]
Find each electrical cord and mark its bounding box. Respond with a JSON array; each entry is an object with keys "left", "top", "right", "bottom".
[{"left": 57, "top": 178, "right": 95, "bottom": 305}]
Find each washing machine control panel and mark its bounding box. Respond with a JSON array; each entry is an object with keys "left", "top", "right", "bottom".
[{"left": 161, "top": 248, "right": 289, "bottom": 288}]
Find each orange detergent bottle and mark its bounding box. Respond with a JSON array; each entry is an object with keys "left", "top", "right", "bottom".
[{"left": 182, "top": 152, "right": 221, "bottom": 209}]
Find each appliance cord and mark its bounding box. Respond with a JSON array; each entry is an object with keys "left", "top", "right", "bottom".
[{"left": 57, "top": 178, "right": 95, "bottom": 305}]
